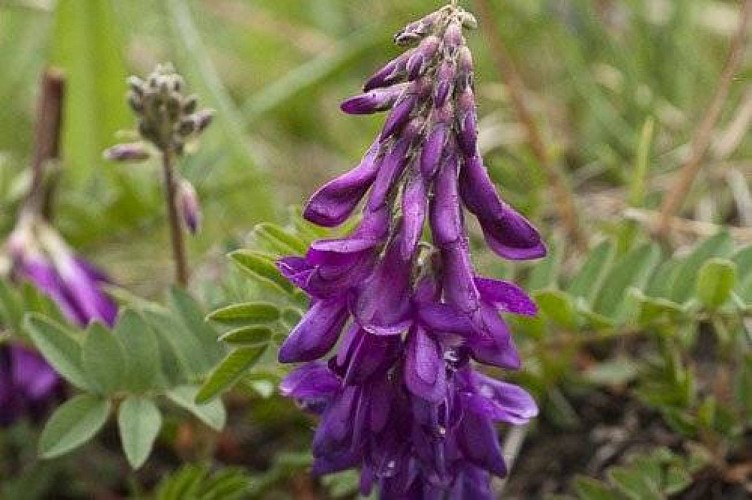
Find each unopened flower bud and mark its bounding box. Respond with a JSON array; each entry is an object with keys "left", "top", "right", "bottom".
[
  {"left": 379, "top": 90, "right": 418, "bottom": 141},
  {"left": 455, "top": 87, "right": 478, "bottom": 156},
  {"left": 103, "top": 142, "right": 150, "bottom": 162},
  {"left": 340, "top": 85, "right": 406, "bottom": 115},
  {"left": 394, "top": 10, "right": 442, "bottom": 46},
  {"left": 194, "top": 110, "right": 214, "bottom": 133},
  {"left": 177, "top": 179, "right": 201, "bottom": 234},
  {"left": 456, "top": 46, "right": 474, "bottom": 90},
  {"left": 406, "top": 36, "right": 440, "bottom": 80},
  {"left": 434, "top": 59, "right": 456, "bottom": 107},
  {"left": 443, "top": 22, "right": 463, "bottom": 56},
  {"left": 364, "top": 50, "right": 412, "bottom": 92},
  {"left": 460, "top": 11, "right": 478, "bottom": 30}
]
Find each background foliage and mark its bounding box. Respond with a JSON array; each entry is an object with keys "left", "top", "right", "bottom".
[{"left": 1, "top": 0, "right": 751, "bottom": 498}]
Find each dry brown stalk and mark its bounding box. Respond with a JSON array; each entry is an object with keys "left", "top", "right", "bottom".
[
  {"left": 656, "top": 0, "right": 752, "bottom": 239},
  {"left": 473, "top": 0, "right": 586, "bottom": 249}
]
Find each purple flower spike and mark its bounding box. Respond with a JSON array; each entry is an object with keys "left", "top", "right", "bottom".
[
  {"left": 460, "top": 155, "right": 546, "bottom": 260},
  {"left": 276, "top": 5, "right": 546, "bottom": 496},
  {"left": 304, "top": 141, "right": 382, "bottom": 227}
]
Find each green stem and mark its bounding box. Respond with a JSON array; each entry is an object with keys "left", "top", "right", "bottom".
[{"left": 162, "top": 149, "right": 189, "bottom": 286}]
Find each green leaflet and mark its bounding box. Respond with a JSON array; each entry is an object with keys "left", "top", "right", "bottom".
[
  {"left": 39, "top": 394, "right": 110, "bottom": 459},
  {"left": 117, "top": 396, "right": 162, "bottom": 469}
]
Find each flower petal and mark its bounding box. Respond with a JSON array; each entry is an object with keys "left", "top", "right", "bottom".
[
  {"left": 280, "top": 362, "right": 340, "bottom": 401},
  {"left": 405, "top": 326, "right": 446, "bottom": 403},
  {"left": 457, "top": 411, "right": 507, "bottom": 477},
  {"left": 459, "top": 155, "right": 546, "bottom": 260},
  {"left": 474, "top": 277, "right": 537, "bottom": 316},
  {"left": 279, "top": 299, "right": 350, "bottom": 363},
  {"left": 304, "top": 141, "right": 382, "bottom": 227},
  {"left": 400, "top": 175, "right": 427, "bottom": 260}
]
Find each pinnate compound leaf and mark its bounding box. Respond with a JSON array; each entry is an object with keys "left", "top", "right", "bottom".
[{"left": 40, "top": 394, "right": 110, "bottom": 458}]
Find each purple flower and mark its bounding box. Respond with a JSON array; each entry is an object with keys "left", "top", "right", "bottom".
[
  {"left": 177, "top": 179, "right": 202, "bottom": 235},
  {"left": 277, "top": 5, "right": 546, "bottom": 497},
  {"left": 7, "top": 215, "right": 117, "bottom": 327},
  {"left": 0, "top": 343, "right": 64, "bottom": 427},
  {"left": 282, "top": 362, "right": 538, "bottom": 498},
  {"left": 304, "top": 141, "right": 382, "bottom": 227},
  {"left": 341, "top": 85, "right": 407, "bottom": 115},
  {"left": 2, "top": 213, "right": 118, "bottom": 426},
  {"left": 460, "top": 155, "right": 546, "bottom": 260}
]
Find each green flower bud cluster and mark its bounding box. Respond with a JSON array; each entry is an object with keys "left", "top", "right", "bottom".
[
  {"left": 113, "top": 64, "right": 213, "bottom": 159},
  {"left": 130, "top": 64, "right": 213, "bottom": 154}
]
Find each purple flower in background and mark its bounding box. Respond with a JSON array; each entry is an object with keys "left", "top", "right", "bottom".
[
  {"left": 6, "top": 212, "right": 117, "bottom": 328},
  {"left": 277, "top": 4, "right": 546, "bottom": 498},
  {"left": 0, "top": 343, "right": 64, "bottom": 427},
  {"left": 1, "top": 212, "right": 118, "bottom": 426}
]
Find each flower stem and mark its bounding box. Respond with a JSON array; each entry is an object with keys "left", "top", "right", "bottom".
[
  {"left": 656, "top": 0, "right": 752, "bottom": 240},
  {"left": 162, "top": 149, "right": 189, "bottom": 286},
  {"left": 28, "top": 68, "right": 65, "bottom": 219},
  {"left": 473, "top": 0, "right": 586, "bottom": 250}
]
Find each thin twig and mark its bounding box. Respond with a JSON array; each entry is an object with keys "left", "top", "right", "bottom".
[
  {"left": 656, "top": 0, "right": 752, "bottom": 238},
  {"left": 27, "top": 68, "right": 65, "bottom": 218},
  {"left": 473, "top": 0, "right": 586, "bottom": 249},
  {"left": 162, "top": 150, "right": 189, "bottom": 286}
]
